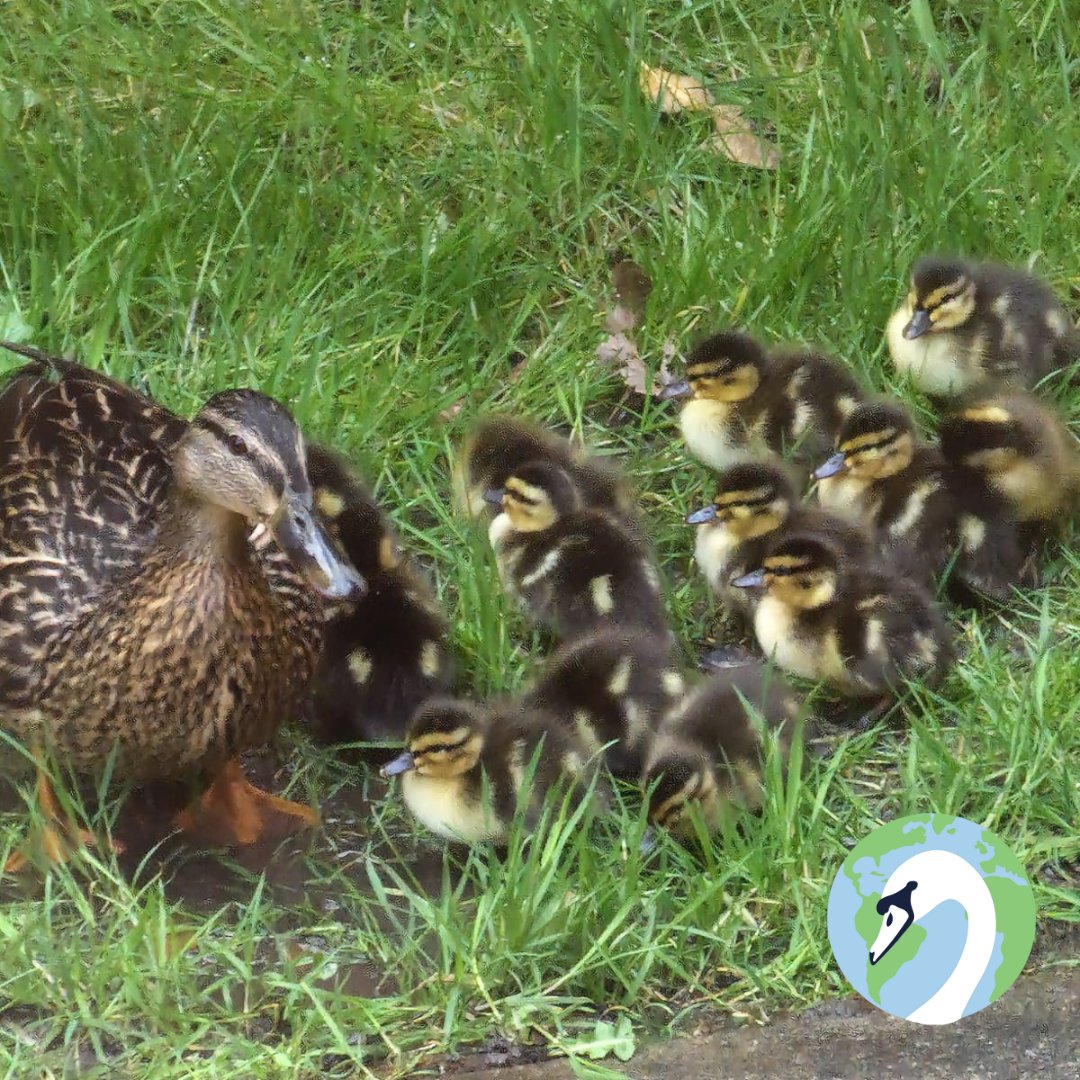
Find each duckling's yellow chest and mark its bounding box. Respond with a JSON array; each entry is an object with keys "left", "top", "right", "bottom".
[
  {"left": 753, "top": 598, "right": 845, "bottom": 682},
  {"left": 694, "top": 525, "right": 753, "bottom": 609},
  {"left": 679, "top": 400, "right": 749, "bottom": 471},
  {"left": 817, "top": 475, "right": 875, "bottom": 522},
  {"left": 401, "top": 772, "right": 506, "bottom": 843},
  {"left": 990, "top": 460, "right": 1062, "bottom": 521},
  {"left": 886, "top": 308, "right": 978, "bottom": 395}
]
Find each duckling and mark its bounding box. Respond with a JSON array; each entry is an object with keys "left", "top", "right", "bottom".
[
  {"left": 659, "top": 330, "right": 864, "bottom": 472},
  {"left": 731, "top": 533, "right": 953, "bottom": 699},
  {"left": 886, "top": 256, "right": 1080, "bottom": 395},
  {"left": 938, "top": 390, "right": 1080, "bottom": 533},
  {"left": 688, "top": 460, "right": 875, "bottom": 623},
  {"left": 487, "top": 460, "right": 670, "bottom": 641},
  {"left": 379, "top": 697, "right": 601, "bottom": 844},
  {"left": 454, "top": 414, "right": 635, "bottom": 522},
  {"left": 521, "top": 629, "right": 688, "bottom": 779},
  {"left": 813, "top": 399, "right": 1028, "bottom": 598},
  {"left": 302, "top": 445, "right": 454, "bottom": 754},
  {"left": 642, "top": 662, "right": 800, "bottom": 841}
]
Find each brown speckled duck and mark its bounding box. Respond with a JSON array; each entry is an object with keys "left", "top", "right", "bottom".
[{"left": 0, "top": 343, "right": 364, "bottom": 869}]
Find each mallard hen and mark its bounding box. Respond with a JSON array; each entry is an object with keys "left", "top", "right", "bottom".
[{"left": 0, "top": 343, "right": 364, "bottom": 868}]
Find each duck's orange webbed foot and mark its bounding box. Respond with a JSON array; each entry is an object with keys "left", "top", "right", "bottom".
[
  {"left": 173, "top": 759, "right": 320, "bottom": 846},
  {"left": 3, "top": 754, "right": 125, "bottom": 873}
]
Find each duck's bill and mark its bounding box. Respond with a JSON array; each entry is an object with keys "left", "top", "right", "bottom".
[
  {"left": 639, "top": 825, "right": 658, "bottom": 855},
  {"left": 812, "top": 452, "right": 848, "bottom": 480},
  {"left": 380, "top": 750, "right": 416, "bottom": 778},
  {"left": 902, "top": 308, "right": 932, "bottom": 340},
  {"left": 685, "top": 504, "right": 718, "bottom": 525},
  {"left": 482, "top": 487, "right": 505, "bottom": 506},
  {"left": 731, "top": 569, "right": 766, "bottom": 589},
  {"left": 657, "top": 378, "right": 691, "bottom": 401},
  {"left": 271, "top": 491, "right": 366, "bottom": 601}
]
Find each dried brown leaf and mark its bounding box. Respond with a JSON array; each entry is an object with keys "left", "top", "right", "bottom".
[
  {"left": 639, "top": 62, "right": 714, "bottom": 115},
  {"left": 603, "top": 259, "right": 652, "bottom": 333},
  {"left": 710, "top": 104, "right": 780, "bottom": 169},
  {"left": 595, "top": 332, "right": 679, "bottom": 399}
]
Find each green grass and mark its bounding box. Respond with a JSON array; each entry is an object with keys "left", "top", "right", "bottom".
[{"left": 2, "top": 0, "right": 1079, "bottom": 1075}]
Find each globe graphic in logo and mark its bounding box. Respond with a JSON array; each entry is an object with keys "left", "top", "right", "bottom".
[{"left": 828, "top": 813, "right": 1035, "bottom": 1024}]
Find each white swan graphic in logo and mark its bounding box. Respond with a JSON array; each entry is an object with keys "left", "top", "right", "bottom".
[
  {"left": 827, "top": 813, "right": 1035, "bottom": 1024},
  {"left": 868, "top": 849, "right": 995, "bottom": 1024}
]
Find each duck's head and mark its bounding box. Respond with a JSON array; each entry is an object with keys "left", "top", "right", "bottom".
[
  {"left": 899, "top": 257, "right": 977, "bottom": 340},
  {"left": 685, "top": 461, "right": 796, "bottom": 539},
  {"left": 380, "top": 698, "right": 485, "bottom": 780},
  {"left": 813, "top": 399, "right": 917, "bottom": 482},
  {"left": 732, "top": 533, "right": 839, "bottom": 610},
  {"left": 173, "top": 390, "right": 365, "bottom": 600},
  {"left": 643, "top": 751, "right": 719, "bottom": 840},
  {"left": 484, "top": 460, "right": 582, "bottom": 532},
  {"left": 938, "top": 400, "right": 1041, "bottom": 480},
  {"left": 659, "top": 330, "right": 768, "bottom": 403}
]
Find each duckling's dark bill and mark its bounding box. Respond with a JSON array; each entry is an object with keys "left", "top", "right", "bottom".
[
  {"left": 271, "top": 493, "right": 365, "bottom": 600},
  {"left": 731, "top": 569, "right": 765, "bottom": 589},
  {"left": 812, "top": 452, "right": 847, "bottom": 480},
  {"left": 657, "top": 378, "right": 691, "bottom": 401},
  {"left": 639, "top": 825, "right": 658, "bottom": 855},
  {"left": 902, "top": 309, "right": 932, "bottom": 340},
  {"left": 380, "top": 750, "right": 416, "bottom": 777},
  {"left": 482, "top": 487, "right": 505, "bottom": 506},
  {"left": 686, "top": 504, "right": 718, "bottom": 524}
]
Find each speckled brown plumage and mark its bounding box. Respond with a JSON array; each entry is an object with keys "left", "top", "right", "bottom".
[{"left": 0, "top": 345, "right": 341, "bottom": 789}]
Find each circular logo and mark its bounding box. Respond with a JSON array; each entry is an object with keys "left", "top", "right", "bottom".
[{"left": 827, "top": 813, "right": 1036, "bottom": 1025}]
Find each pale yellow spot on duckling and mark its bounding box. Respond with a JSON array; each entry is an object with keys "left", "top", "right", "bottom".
[
  {"left": 315, "top": 488, "right": 345, "bottom": 519},
  {"left": 590, "top": 574, "right": 615, "bottom": 615},
  {"left": 836, "top": 395, "right": 859, "bottom": 417},
  {"left": 378, "top": 534, "right": 400, "bottom": 570},
  {"left": 661, "top": 670, "right": 685, "bottom": 697},
  {"left": 914, "top": 632, "right": 939, "bottom": 667},
  {"left": 1046, "top": 309, "right": 1070, "bottom": 336},
  {"left": 607, "top": 656, "right": 632, "bottom": 697},
  {"left": 961, "top": 405, "right": 1013, "bottom": 424},
  {"left": 864, "top": 618, "right": 887, "bottom": 659},
  {"left": 959, "top": 514, "right": 987, "bottom": 553},
  {"left": 419, "top": 641, "right": 441, "bottom": 679},
  {"left": 624, "top": 700, "right": 648, "bottom": 745},
  {"left": 991, "top": 295, "right": 1011, "bottom": 319},
  {"left": 791, "top": 400, "right": 814, "bottom": 439},
  {"left": 348, "top": 649, "right": 373, "bottom": 684},
  {"left": 520, "top": 547, "right": 561, "bottom": 588},
  {"left": 641, "top": 560, "right": 662, "bottom": 592},
  {"left": 562, "top": 750, "right": 585, "bottom": 775},
  {"left": 573, "top": 710, "right": 603, "bottom": 757},
  {"left": 508, "top": 739, "right": 528, "bottom": 791},
  {"left": 888, "top": 479, "right": 942, "bottom": 539}
]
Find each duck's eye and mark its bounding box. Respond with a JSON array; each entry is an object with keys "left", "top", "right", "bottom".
[{"left": 228, "top": 434, "right": 249, "bottom": 456}]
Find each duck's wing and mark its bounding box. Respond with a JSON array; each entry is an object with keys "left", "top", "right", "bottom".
[{"left": 0, "top": 351, "right": 185, "bottom": 600}]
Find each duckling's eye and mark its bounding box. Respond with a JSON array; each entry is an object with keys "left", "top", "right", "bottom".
[{"left": 228, "top": 434, "right": 249, "bottom": 456}]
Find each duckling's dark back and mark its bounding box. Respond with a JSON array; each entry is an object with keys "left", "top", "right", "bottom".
[{"left": 303, "top": 444, "right": 454, "bottom": 751}]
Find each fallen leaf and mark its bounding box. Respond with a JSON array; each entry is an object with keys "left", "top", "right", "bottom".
[
  {"left": 710, "top": 104, "right": 780, "bottom": 169},
  {"left": 595, "top": 331, "right": 678, "bottom": 398},
  {"left": 639, "top": 62, "right": 714, "bottom": 115}
]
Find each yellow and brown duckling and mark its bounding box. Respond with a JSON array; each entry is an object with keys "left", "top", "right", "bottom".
[
  {"left": 687, "top": 460, "right": 874, "bottom": 623},
  {"left": 659, "top": 330, "right": 864, "bottom": 472},
  {"left": 302, "top": 445, "right": 454, "bottom": 756},
  {"left": 454, "top": 414, "right": 635, "bottom": 523},
  {"left": 886, "top": 256, "right": 1080, "bottom": 395},
  {"left": 731, "top": 532, "right": 953, "bottom": 700},
  {"left": 937, "top": 390, "right": 1080, "bottom": 536},
  {"left": 814, "top": 398, "right": 1028, "bottom": 598},
  {"left": 487, "top": 460, "right": 669, "bottom": 641},
  {"left": 379, "top": 697, "right": 602, "bottom": 844},
  {"left": 0, "top": 344, "right": 364, "bottom": 868},
  {"left": 642, "top": 661, "right": 800, "bottom": 843},
  {"left": 521, "top": 629, "right": 688, "bottom": 779}
]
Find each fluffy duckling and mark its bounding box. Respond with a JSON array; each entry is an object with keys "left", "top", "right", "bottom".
[
  {"left": 886, "top": 256, "right": 1079, "bottom": 395},
  {"left": 454, "top": 414, "right": 634, "bottom": 522},
  {"left": 302, "top": 445, "right": 454, "bottom": 753},
  {"left": 938, "top": 390, "right": 1080, "bottom": 534},
  {"left": 660, "top": 330, "right": 864, "bottom": 472},
  {"left": 687, "top": 461, "right": 874, "bottom": 622},
  {"left": 814, "top": 399, "right": 1028, "bottom": 598},
  {"left": 732, "top": 533, "right": 953, "bottom": 699},
  {"left": 487, "top": 460, "right": 669, "bottom": 641},
  {"left": 642, "top": 662, "right": 800, "bottom": 842},
  {"left": 522, "top": 629, "right": 688, "bottom": 779},
  {"left": 379, "top": 697, "right": 600, "bottom": 844}
]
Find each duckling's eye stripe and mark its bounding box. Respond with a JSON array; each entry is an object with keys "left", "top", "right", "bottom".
[
  {"left": 717, "top": 488, "right": 774, "bottom": 508},
  {"left": 508, "top": 492, "right": 540, "bottom": 507},
  {"left": 840, "top": 428, "right": 899, "bottom": 454}
]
